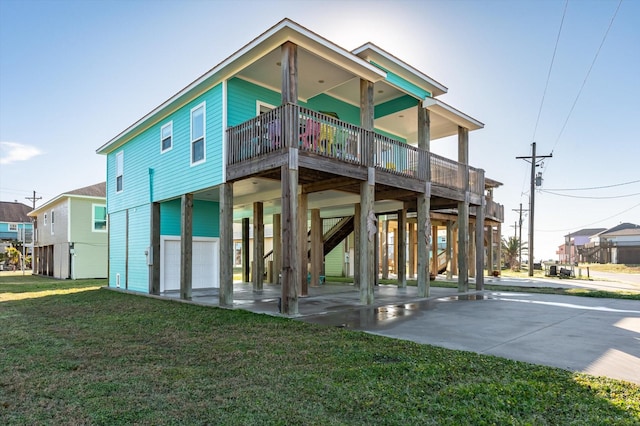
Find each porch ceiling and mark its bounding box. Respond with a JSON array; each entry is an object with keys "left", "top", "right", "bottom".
[{"left": 236, "top": 46, "right": 471, "bottom": 144}]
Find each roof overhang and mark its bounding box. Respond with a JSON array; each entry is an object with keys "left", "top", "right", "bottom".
[{"left": 96, "top": 18, "right": 386, "bottom": 155}]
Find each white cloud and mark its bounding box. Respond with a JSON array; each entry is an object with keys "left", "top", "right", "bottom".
[{"left": 0, "top": 142, "right": 43, "bottom": 165}]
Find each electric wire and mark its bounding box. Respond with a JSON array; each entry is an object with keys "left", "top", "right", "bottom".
[
  {"left": 544, "top": 0, "right": 623, "bottom": 175},
  {"left": 532, "top": 0, "right": 568, "bottom": 144},
  {"left": 540, "top": 190, "right": 640, "bottom": 199},
  {"left": 538, "top": 201, "right": 640, "bottom": 233},
  {"left": 543, "top": 179, "right": 640, "bottom": 191}
]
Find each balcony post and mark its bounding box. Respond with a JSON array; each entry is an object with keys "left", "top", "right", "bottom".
[
  {"left": 475, "top": 170, "right": 486, "bottom": 290},
  {"left": 457, "top": 126, "right": 470, "bottom": 292},
  {"left": 253, "top": 202, "right": 264, "bottom": 293},
  {"left": 397, "top": 207, "right": 407, "bottom": 288},
  {"left": 180, "top": 193, "right": 193, "bottom": 300},
  {"left": 219, "top": 182, "right": 234, "bottom": 307},
  {"left": 417, "top": 106, "right": 431, "bottom": 297},
  {"left": 359, "top": 78, "right": 375, "bottom": 305}
]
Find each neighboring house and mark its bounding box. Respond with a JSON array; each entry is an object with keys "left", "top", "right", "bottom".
[
  {"left": 580, "top": 223, "right": 640, "bottom": 264},
  {"left": 557, "top": 228, "right": 606, "bottom": 264},
  {"left": 96, "top": 19, "right": 503, "bottom": 314},
  {"left": 0, "top": 201, "right": 33, "bottom": 267},
  {"left": 29, "top": 183, "right": 107, "bottom": 279}
]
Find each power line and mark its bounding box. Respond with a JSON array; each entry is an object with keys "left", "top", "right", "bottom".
[
  {"left": 540, "top": 190, "right": 640, "bottom": 199},
  {"left": 549, "top": 0, "right": 623, "bottom": 155},
  {"left": 532, "top": 0, "right": 568, "bottom": 143},
  {"left": 538, "top": 201, "right": 640, "bottom": 233},
  {"left": 544, "top": 179, "right": 640, "bottom": 191}
]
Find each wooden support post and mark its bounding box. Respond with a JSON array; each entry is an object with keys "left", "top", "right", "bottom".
[
  {"left": 281, "top": 157, "right": 299, "bottom": 315},
  {"left": 219, "top": 183, "right": 234, "bottom": 307},
  {"left": 273, "top": 213, "right": 281, "bottom": 284},
  {"left": 497, "top": 223, "right": 502, "bottom": 272},
  {"left": 253, "top": 202, "right": 264, "bottom": 293},
  {"left": 469, "top": 226, "right": 476, "bottom": 278},
  {"left": 457, "top": 202, "right": 469, "bottom": 292},
  {"left": 180, "top": 193, "right": 193, "bottom": 300},
  {"left": 298, "top": 192, "right": 308, "bottom": 296},
  {"left": 431, "top": 225, "right": 438, "bottom": 276},
  {"left": 446, "top": 222, "right": 453, "bottom": 280},
  {"left": 149, "top": 202, "right": 161, "bottom": 294},
  {"left": 242, "top": 217, "right": 250, "bottom": 283},
  {"left": 487, "top": 225, "right": 494, "bottom": 276},
  {"left": 475, "top": 208, "right": 485, "bottom": 290},
  {"left": 397, "top": 208, "right": 406, "bottom": 288},
  {"left": 359, "top": 78, "right": 375, "bottom": 304},
  {"left": 417, "top": 190, "right": 431, "bottom": 297},
  {"left": 311, "top": 209, "right": 322, "bottom": 287},
  {"left": 382, "top": 217, "right": 389, "bottom": 280},
  {"left": 408, "top": 221, "right": 415, "bottom": 279},
  {"left": 353, "top": 203, "right": 361, "bottom": 289}
]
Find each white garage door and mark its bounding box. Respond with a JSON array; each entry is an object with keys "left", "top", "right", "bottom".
[{"left": 161, "top": 237, "right": 219, "bottom": 292}]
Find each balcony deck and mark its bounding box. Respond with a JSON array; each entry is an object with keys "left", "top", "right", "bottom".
[{"left": 226, "top": 104, "right": 485, "bottom": 208}]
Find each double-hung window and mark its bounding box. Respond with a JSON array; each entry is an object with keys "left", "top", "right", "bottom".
[
  {"left": 93, "top": 204, "right": 107, "bottom": 232},
  {"left": 50, "top": 210, "right": 55, "bottom": 235},
  {"left": 161, "top": 121, "right": 173, "bottom": 153},
  {"left": 191, "top": 103, "right": 205, "bottom": 165},
  {"left": 116, "top": 151, "right": 124, "bottom": 193}
]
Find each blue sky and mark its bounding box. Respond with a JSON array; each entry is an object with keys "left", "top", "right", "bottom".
[{"left": 1, "top": 0, "right": 638, "bottom": 261}]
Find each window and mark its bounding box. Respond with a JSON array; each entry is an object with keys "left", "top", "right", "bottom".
[
  {"left": 191, "top": 103, "right": 205, "bottom": 164},
  {"left": 8, "top": 223, "right": 17, "bottom": 231},
  {"left": 44, "top": 213, "right": 47, "bottom": 226},
  {"left": 93, "top": 204, "right": 107, "bottom": 232},
  {"left": 50, "top": 210, "right": 55, "bottom": 235},
  {"left": 161, "top": 121, "right": 173, "bottom": 152},
  {"left": 116, "top": 151, "right": 124, "bottom": 192}
]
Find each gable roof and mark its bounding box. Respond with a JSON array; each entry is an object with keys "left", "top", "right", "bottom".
[
  {"left": 599, "top": 222, "right": 640, "bottom": 236},
  {"left": 0, "top": 201, "right": 32, "bottom": 223},
  {"left": 564, "top": 228, "right": 606, "bottom": 238},
  {"left": 28, "top": 182, "right": 106, "bottom": 217}
]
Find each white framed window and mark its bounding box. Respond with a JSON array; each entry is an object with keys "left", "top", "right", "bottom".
[
  {"left": 161, "top": 121, "right": 173, "bottom": 153},
  {"left": 256, "top": 101, "right": 276, "bottom": 115},
  {"left": 116, "top": 151, "right": 124, "bottom": 193},
  {"left": 190, "top": 102, "right": 206, "bottom": 165},
  {"left": 44, "top": 213, "right": 47, "bottom": 226},
  {"left": 8, "top": 223, "right": 17, "bottom": 231},
  {"left": 92, "top": 204, "right": 107, "bottom": 232},
  {"left": 50, "top": 209, "right": 55, "bottom": 235}
]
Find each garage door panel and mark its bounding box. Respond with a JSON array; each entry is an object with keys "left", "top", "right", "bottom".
[{"left": 162, "top": 238, "right": 219, "bottom": 292}]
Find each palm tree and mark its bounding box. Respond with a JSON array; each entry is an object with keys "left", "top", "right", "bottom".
[{"left": 502, "top": 236, "right": 521, "bottom": 271}]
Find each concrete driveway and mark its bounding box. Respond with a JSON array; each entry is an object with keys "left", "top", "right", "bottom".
[{"left": 301, "top": 289, "right": 640, "bottom": 385}]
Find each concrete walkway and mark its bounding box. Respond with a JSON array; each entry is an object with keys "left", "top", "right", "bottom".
[{"left": 159, "top": 275, "right": 640, "bottom": 385}]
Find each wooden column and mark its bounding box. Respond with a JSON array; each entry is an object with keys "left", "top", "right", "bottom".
[
  {"left": 457, "top": 126, "right": 470, "bottom": 292},
  {"left": 359, "top": 78, "right": 375, "bottom": 305},
  {"left": 311, "top": 209, "right": 322, "bottom": 287},
  {"left": 408, "top": 221, "right": 415, "bottom": 278},
  {"left": 353, "top": 203, "right": 361, "bottom": 289},
  {"left": 180, "top": 193, "right": 193, "bottom": 300},
  {"left": 281, "top": 42, "right": 297, "bottom": 104},
  {"left": 469, "top": 225, "right": 476, "bottom": 278},
  {"left": 475, "top": 212, "right": 485, "bottom": 290},
  {"left": 397, "top": 208, "right": 406, "bottom": 288},
  {"left": 486, "top": 224, "right": 494, "bottom": 276},
  {"left": 281, "top": 156, "right": 299, "bottom": 315},
  {"left": 242, "top": 217, "right": 250, "bottom": 283},
  {"left": 417, "top": 105, "right": 431, "bottom": 297},
  {"left": 253, "top": 202, "right": 264, "bottom": 293},
  {"left": 298, "top": 192, "right": 308, "bottom": 296},
  {"left": 219, "top": 182, "right": 234, "bottom": 307},
  {"left": 381, "top": 217, "right": 389, "bottom": 279},
  {"left": 446, "top": 222, "right": 453, "bottom": 280},
  {"left": 497, "top": 223, "right": 502, "bottom": 272},
  {"left": 273, "top": 213, "right": 281, "bottom": 284},
  {"left": 431, "top": 225, "right": 438, "bottom": 276},
  {"left": 148, "top": 202, "right": 161, "bottom": 294}
]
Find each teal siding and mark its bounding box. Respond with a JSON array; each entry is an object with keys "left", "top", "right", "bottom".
[
  {"left": 227, "top": 78, "right": 281, "bottom": 127},
  {"left": 106, "top": 84, "right": 224, "bottom": 214},
  {"left": 127, "top": 206, "right": 150, "bottom": 293},
  {"left": 305, "top": 94, "right": 361, "bottom": 126},
  {"left": 370, "top": 61, "right": 432, "bottom": 99},
  {"left": 108, "top": 210, "right": 126, "bottom": 288},
  {"left": 375, "top": 95, "right": 419, "bottom": 119},
  {"left": 160, "top": 199, "right": 220, "bottom": 237},
  {"left": 325, "top": 244, "right": 345, "bottom": 276}
]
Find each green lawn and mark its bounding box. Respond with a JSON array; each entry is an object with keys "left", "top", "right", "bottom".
[{"left": 1, "top": 276, "right": 638, "bottom": 425}]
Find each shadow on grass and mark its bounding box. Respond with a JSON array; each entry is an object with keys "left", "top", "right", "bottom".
[
  {"left": 1, "top": 289, "right": 638, "bottom": 425},
  {"left": 0, "top": 274, "right": 106, "bottom": 294}
]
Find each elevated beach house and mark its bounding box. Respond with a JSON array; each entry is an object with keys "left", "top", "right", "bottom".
[{"left": 96, "top": 19, "right": 503, "bottom": 314}]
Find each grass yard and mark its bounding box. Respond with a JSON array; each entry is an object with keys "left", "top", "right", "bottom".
[{"left": 1, "top": 276, "right": 639, "bottom": 425}]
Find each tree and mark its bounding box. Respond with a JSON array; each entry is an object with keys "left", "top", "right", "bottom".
[{"left": 502, "top": 236, "right": 522, "bottom": 271}]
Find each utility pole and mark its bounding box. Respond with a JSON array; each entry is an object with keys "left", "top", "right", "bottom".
[
  {"left": 512, "top": 203, "right": 528, "bottom": 269},
  {"left": 25, "top": 190, "right": 41, "bottom": 210},
  {"left": 517, "top": 142, "right": 552, "bottom": 276}
]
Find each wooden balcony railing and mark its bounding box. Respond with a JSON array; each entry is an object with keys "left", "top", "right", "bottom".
[{"left": 226, "top": 103, "right": 483, "bottom": 197}]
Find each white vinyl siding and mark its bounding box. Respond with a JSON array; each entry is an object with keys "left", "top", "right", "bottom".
[{"left": 190, "top": 102, "right": 205, "bottom": 165}]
